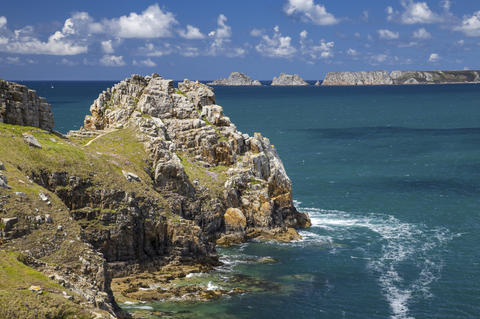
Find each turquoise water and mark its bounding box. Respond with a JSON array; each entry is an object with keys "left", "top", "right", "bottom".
[{"left": 24, "top": 82, "right": 480, "bottom": 318}]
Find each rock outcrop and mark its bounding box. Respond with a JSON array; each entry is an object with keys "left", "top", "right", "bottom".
[
  {"left": 390, "top": 70, "right": 480, "bottom": 84},
  {"left": 322, "top": 71, "right": 393, "bottom": 86},
  {"left": 0, "top": 75, "right": 310, "bottom": 318},
  {"left": 208, "top": 72, "right": 262, "bottom": 86},
  {"left": 271, "top": 73, "right": 309, "bottom": 86},
  {"left": 322, "top": 70, "right": 480, "bottom": 86},
  {"left": 0, "top": 79, "right": 54, "bottom": 130}
]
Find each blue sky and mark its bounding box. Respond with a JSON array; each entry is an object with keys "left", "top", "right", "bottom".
[{"left": 0, "top": 0, "right": 479, "bottom": 80}]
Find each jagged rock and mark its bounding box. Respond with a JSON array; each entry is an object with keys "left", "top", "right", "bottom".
[
  {"left": 322, "top": 71, "right": 393, "bottom": 86},
  {"left": 208, "top": 72, "right": 262, "bottom": 86},
  {"left": 45, "top": 214, "right": 53, "bottom": 223},
  {"left": 314, "top": 80, "right": 321, "bottom": 86},
  {"left": 2, "top": 217, "right": 18, "bottom": 231},
  {"left": 39, "top": 192, "right": 49, "bottom": 202},
  {"left": 0, "top": 79, "right": 54, "bottom": 130},
  {"left": 271, "top": 73, "right": 309, "bottom": 86},
  {"left": 23, "top": 133, "right": 42, "bottom": 148},
  {"left": 322, "top": 70, "right": 480, "bottom": 86},
  {"left": 0, "top": 174, "right": 10, "bottom": 189},
  {"left": 0, "top": 161, "right": 4, "bottom": 170}
]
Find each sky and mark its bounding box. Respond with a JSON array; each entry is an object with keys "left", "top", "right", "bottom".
[{"left": 0, "top": 0, "right": 480, "bottom": 80}]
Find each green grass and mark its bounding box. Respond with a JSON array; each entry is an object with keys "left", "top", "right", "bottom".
[{"left": 0, "top": 250, "right": 94, "bottom": 319}]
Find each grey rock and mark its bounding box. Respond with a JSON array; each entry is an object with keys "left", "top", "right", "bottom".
[
  {"left": 15, "top": 191, "right": 26, "bottom": 197},
  {"left": 122, "top": 170, "right": 141, "bottom": 182},
  {"left": 0, "top": 79, "right": 54, "bottom": 130},
  {"left": 314, "top": 81, "right": 321, "bottom": 86},
  {"left": 208, "top": 72, "right": 262, "bottom": 86},
  {"left": 1, "top": 217, "right": 18, "bottom": 231},
  {"left": 22, "top": 133, "right": 42, "bottom": 148},
  {"left": 57, "top": 225, "right": 63, "bottom": 231},
  {"left": 0, "top": 174, "right": 10, "bottom": 189},
  {"left": 322, "top": 71, "right": 393, "bottom": 86},
  {"left": 45, "top": 214, "right": 53, "bottom": 223},
  {"left": 0, "top": 161, "right": 4, "bottom": 170},
  {"left": 39, "top": 192, "right": 49, "bottom": 202},
  {"left": 271, "top": 73, "right": 309, "bottom": 86}
]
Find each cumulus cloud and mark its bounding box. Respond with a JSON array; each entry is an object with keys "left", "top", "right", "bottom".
[
  {"left": 100, "top": 55, "right": 125, "bottom": 66},
  {"left": 179, "top": 25, "right": 205, "bottom": 39},
  {"left": 428, "top": 53, "right": 440, "bottom": 62},
  {"left": 250, "top": 28, "right": 264, "bottom": 37},
  {"left": 400, "top": 0, "right": 441, "bottom": 24},
  {"left": 0, "top": 16, "right": 88, "bottom": 55},
  {"left": 454, "top": 11, "right": 480, "bottom": 37},
  {"left": 101, "top": 40, "right": 114, "bottom": 53},
  {"left": 133, "top": 58, "right": 156, "bottom": 67},
  {"left": 370, "top": 54, "right": 388, "bottom": 64},
  {"left": 255, "top": 26, "right": 297, "bottom": 58},
  {"left": 59, "top": 58, "right": 78, "bottom": 66},
  {"left": 284, "top": 0, "right": 338, "bottom": 25},
  {"left": 139, "top": 43, "right": 174, "bottom": 57},
  {"left": 208, "top": 14, "right": 245, "bottom": 57},
  {"left": 413, "top": 28, "right": 431, "bottom": 39},
  {"left": 378, "top": 29, "right": 400, "bottom": 40},
  {"left": 103, "top": 4, "right": 177, "bottom": 38}
]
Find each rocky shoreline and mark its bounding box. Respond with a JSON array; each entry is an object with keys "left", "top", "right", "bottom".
[{"left": 0, "top": 75, "right": 310, "bottom": 318}]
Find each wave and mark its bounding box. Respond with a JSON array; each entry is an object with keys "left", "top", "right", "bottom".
[{"left": 296, "top": 204, "right": 459, "bottom": 319}]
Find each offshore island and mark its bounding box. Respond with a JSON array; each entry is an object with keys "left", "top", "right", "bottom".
[{"left": 0, "top": 75, "right": 310, "bottom": 318}]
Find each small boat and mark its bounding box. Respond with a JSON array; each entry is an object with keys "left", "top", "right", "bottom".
[{"left": 51, "top": 84, "right": 54, "bottom": 89}]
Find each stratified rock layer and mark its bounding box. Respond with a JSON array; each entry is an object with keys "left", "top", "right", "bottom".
[
  {"left": 322, "top": 70, "right": 480, "bottom": 86},
  {"left": 208, "top": 72, "right": 262, "bottom": 86},
  {"left": 0, "top": 79, "right": 54, "bottom": 130},
  {"left": 271, "top": 73, "right": 309, "bottom": 86}
]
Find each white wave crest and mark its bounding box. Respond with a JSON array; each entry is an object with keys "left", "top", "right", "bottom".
[{"left": 296, "top": 204, "right": 458, "bottom": 319}]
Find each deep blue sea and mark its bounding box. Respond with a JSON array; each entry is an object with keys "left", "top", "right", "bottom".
[{"left": 22, "top": 81, "right": 480, "bottom": 319}]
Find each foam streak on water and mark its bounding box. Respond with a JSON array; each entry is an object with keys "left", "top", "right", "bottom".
[{"left": 297, "top": 204, "right": 457, "bottom": 319}]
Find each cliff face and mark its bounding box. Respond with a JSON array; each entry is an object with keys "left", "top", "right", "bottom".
[
  {"left": 322, "top": 70, "right": 480, "bottom": 86},
  {"left": 390, "top": 70, "right": 480, "bottom": 84},
  {"left": 0, "top": 75, "right": 309, "bottom": 318},
  {"left": 0, "top": 79, "right": 54, "bottom": 130},
  {"left": 271, "top": 73, "right": 309, "bottom": 86},
  {"left": 322, "top": 71, "right": 393, "bottom": 86},
  {"left": 208, "top": 72, "right": 262, "bottom": 86}
]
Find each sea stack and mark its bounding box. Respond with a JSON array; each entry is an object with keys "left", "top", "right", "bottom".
[
  {"left": 322, "top": 71, "right": 393, "bottom": 86},
  {"left": 271, "top": 73, "right": 309, "bottom": 86},
  {"left": 0, "top": 79, "right": 54, "bottom": 130},
  {"left": 208, "top": 72, "right": 262, "bottom": 86}
]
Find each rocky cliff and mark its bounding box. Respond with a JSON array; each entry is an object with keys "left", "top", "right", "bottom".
[
  {"left": 0, "top": 75, "right": 310, "bottom": 318},
  {"left": 208, "top": 72, "right": 262, "bottom": 86},
  {"left": 322, "top": 70, "right": 480, "bottom": 86},
  {"left": 271, "top": 73, "right": 309, "bottom": 86},
  {"left": 322, "top": 71, "right": 393, "bottom": 86},
  {"left": 0, "top": 79, "right": 54, "bottom": 130}
]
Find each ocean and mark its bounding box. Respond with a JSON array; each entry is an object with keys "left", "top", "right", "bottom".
[{"left": 21, "top": 81, "right": 480, "bottom": 319}]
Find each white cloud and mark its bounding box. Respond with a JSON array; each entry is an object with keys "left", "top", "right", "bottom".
[
  {"left": 284, "top": 0, "right": 338, "bottom": 25},
  {"left": 362, "top": 10, "right": 369, "bottom": 22},
  {"left": 100, "top": 55, "right": 125, "bottom": 67},
  {"left": 139, "top": 43, "right": 174, "bottom": 57},
  {"left": 255, "top": 26, "right": 297, "bottom": 58},
  {"left": 101, "top": 40, "right": 114, "bottom": 53},
  {"left": 378, "top": 29, "right": 400, "bottom": 40},
  {"left": 5, "top": 56, "right": 20, "bottom": 64},
  {"left": 0, "top": 16, "right": 6, "bottom": 29},
  {"left": 441, "top": 0, "right": 451, "bottom": 12},
  {"left": 179, "top": 25, "right": 205, "bottom": 39},
  {"left": 457, "top": 39, "right": 465, "bottom": 46},
  {"left": 413, "top": 28, "right": 431, "bottom": 39},
  {"left": 400, "top": 0, "right": 441, "bottom": 24},
  {"left": 347, "top": 48, "right": 358, "bottom": 56},
  {"left": 300, "top": 30, "right": 308, "bottom": 39},
  {"left": 133, "top": 58, "right": 156, "bottom": 67},
  {"left": 454, "top": 11, "right": 480, "bottom": 37},
  {"left": 428, "top": 53, "right": 440, "bottom": 62},
  {"left": 104, "top": 4, "right": 177, "bottom": 38},
  {"left": 250, "top": 28, "right": 264, "bottom": 37},
  {"left": 0, "top": 15, "right": 88, "bottom": 55},
  {"left": 208, "top": 14, "right": 245, "bottom": 57},
  {"left": 370, "top": 54, "right": 388, "bottom": 64},
  {"left": 180, "top": 47, "right": 200, "bottom": 57}
]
